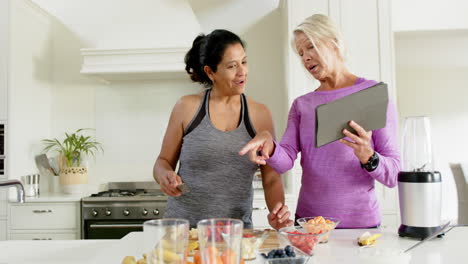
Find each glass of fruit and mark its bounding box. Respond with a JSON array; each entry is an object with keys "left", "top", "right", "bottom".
[
  {"left": 241, "top": 229, "right": 270, "bottom": 260},
  {"left": 143, "top": 218, "right": 190, "bottom": 264},
  {"left": 197, "top": 218, "right": 244, "bottom": 264},
  {"left": 296, "top": 216, "right": 340, "bottom": 243},
  {"left": 277, "top": 226, "right": 327, "bottom": 256}
]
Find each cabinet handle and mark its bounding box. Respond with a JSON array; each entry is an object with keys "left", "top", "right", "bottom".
[
  {"left": 33, "top": 238, "right": 52, "bottom": 240},
  {"left": 32, "top": 209, "right": 53, "bottom": 213},
  {"left": 252, "top": 207, "right": 267, "bottom": 211}
]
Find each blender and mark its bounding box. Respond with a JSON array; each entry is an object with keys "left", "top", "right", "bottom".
[{"left": 398, "top": 116, "right": 443, "bottom": 239}]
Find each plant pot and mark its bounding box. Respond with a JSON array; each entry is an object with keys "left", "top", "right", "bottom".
[{"left": 59, "top": 167, "right": 88, "bottom": 194}]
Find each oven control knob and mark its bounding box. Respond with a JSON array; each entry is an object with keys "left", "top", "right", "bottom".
[
  {"left": 123, "top": 209, "right": 130, "bottom": 216},
  {"left": 153, "top": 209, "right": 160, "bottom": 216},
  {"left": 105, "top": 209, "right": 112, "bottom": 216},
  {"left": 142, "top": 209, "right": 148, "bottom": 216},
  {"left": 92, "top": 210, "right": 98, "bottom": 217}
]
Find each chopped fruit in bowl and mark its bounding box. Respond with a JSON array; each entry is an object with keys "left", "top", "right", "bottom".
[
  {"left": 277, "top": 226, "right": 327, "bottom": 256},
  {"left": 241, "top": 229, "right": 269, "bottom": 260},
  {"left": 296, "top": 216, "right": 340, "bottom": 243}
]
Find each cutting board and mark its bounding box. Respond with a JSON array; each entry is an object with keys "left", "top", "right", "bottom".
[{"left": 258, "top": 229, "right": 279, "bottom": 249}]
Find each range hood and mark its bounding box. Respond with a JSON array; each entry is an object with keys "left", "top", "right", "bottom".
[
  {"left": 80, "top": 47, "right": 189, "bottom": 82},
  {"left": 79, "top": 0, "right": 201, "bottom": 83}
]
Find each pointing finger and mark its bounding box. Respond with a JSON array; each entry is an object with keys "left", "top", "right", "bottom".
[{"left": 239, "top": 141, "right": 260, "bottom": 156}]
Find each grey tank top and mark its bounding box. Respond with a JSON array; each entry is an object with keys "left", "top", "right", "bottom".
[{"left": 164, "top": 89, "right": 259, "bottom": 228}]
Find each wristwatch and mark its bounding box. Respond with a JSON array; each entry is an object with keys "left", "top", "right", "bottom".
[{"left": 361, "top": 152, "right": 379, "bottom": 172}]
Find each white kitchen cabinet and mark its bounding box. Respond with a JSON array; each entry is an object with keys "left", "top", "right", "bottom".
[
  {"left": 252, "top": 197, "right": 297, "bottom": 229},
  {"left": 280, "top": 0, "right": 398, "bottom": 223},
  {"left": 252, "top": 199, "right": 269, "bottom": 229},
  {"left": 0, "top": 187, "right": 7, "bottom": 241},
  {"left": 0, "top": 220, "right": 6, "bottom": 240},
  {"left": 0, "top": 191, "right": 6, "bottom": 218},
  {"left": 0, "top": 0, "right": 55, "bottom": 240},
  {"left": 8, "top": 202, "right": 80, "bottom": 240},
  {"left": 9, "top": 232, "right": 77, "bottom": 240}
]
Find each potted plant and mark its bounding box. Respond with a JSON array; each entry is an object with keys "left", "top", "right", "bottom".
[{"left": 42, "top": 128, "right": 103, "bottom": 194}]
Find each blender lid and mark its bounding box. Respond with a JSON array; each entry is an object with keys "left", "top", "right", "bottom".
[{"left": 398, "top": 171, "right": 441, "bottom": 183}]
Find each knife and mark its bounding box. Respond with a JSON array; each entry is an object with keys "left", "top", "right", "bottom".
[
  {"left": 177, "top": 183, "right": 191, "bottom": 194},
  {"left": 403, "top": 221, "right": 451, "bottom": 253}
]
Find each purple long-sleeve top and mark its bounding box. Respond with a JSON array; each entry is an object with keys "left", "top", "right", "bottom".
[{"left": 267, "top": 77, "right": 401, "bottom": 228}]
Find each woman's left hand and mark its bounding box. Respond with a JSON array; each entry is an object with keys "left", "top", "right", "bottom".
[
  {"left": 339, "top": 120, "right": 374, "bottom": 164},
  {"left": 268, "top": 202, "right": 294, "bottom": 230}
]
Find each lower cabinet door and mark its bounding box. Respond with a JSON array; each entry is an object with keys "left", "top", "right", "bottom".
[
  {"left": 9, "top": 232, "right": 77, "bottom": 240},
  {"left": 0, "top": 220, "right": 6, "bottom": 240},
  {"left": 252, "top": 200, "right": 269, "bottom": 229}
]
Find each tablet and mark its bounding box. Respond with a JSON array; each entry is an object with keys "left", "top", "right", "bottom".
[{"left": 315, "top": 82, "right": 388, "bottom": 148}]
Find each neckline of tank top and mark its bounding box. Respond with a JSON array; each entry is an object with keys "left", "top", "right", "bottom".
[{"left": 205, "top": 89, "right": 246, "bottom": 134}]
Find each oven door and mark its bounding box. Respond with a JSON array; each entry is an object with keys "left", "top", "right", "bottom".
[{"left": 83, "top": 219, "right": 144, "bottom": 239}]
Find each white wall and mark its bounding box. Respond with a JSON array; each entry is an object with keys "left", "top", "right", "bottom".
[
  {"left": 26, "top": 1, "right": 287, "bottom": 193},
  {"left": 394, "top": 30, "right": 468, "bottom": 221},
  {"left": 8, "top": 0, "right": 53, "bottom": 181},
  {"left": 392, "top": 0, "right": 468, "bottom": 32}
]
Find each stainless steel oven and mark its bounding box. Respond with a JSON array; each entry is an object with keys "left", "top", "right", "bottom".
[
  {"left": 83, "top": 219, "right": 147, "bottom": 239},
  {"left": 0, "top": 123, "right": 5, "bottom": 176},
  {"left": 81, "top": 182, "right": 167, "bottom": 239}
]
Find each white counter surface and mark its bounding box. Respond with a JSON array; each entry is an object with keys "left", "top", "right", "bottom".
[
  {"left": 9, "top": 192, "right": 85, "bottom": 203},
  {"left": 0, "top": 226, "right": 466, "bottom": 264}
]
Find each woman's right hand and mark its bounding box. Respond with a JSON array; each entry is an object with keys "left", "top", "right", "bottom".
[
  {"left": 239, "top": 131, "right": 275, "bottom": 165},
  {"left": 158, "top": 171, "right": 183, "bottom": 197}
]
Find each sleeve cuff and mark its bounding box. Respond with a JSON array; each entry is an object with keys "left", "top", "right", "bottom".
[
  {"left": 266, "top": 140, "right": 282, "bottom": 165},
  {"left": 366, "top": 152, "right": 384, "bottom": 178}
]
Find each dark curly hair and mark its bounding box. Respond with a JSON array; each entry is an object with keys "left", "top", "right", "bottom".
[{"left": 184, "top": 29, "right": 246, "bottom": 88}]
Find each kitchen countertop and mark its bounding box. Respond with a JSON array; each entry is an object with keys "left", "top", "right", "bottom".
[
  {"left": 0, "top": 226, "right": 466, "bottom": 264},
  {"left": 7, "top": 190, "right": 294, "bottom": 203},
  {"left": 8, "top": 192, "right": 86, "bottom": 203}
]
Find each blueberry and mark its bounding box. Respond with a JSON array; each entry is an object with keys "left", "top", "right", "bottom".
[
  {"left": 261, "top": 253, "right": 268, "bottom": 259},
  {"left": 277, "top": 249, "right": 285, "bottom": 256},
  {"left": 284, "top": 245, "right": 293, "bottom": 254},
  {"left": 267, "top": 251, "right": 275, "bottom": 259},
  {"left": 290, "top": 252, "right": 296, "bottom": 258}
]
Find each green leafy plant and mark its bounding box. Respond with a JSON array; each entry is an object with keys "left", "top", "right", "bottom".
[{"left": 42, "top": 128, "right": 103, "bottom": 167}]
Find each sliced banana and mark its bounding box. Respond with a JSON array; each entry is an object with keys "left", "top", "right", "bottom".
[
  {"left": 357, "top": 232, "right": 382, "bottom": 246},
  {"left": 122, "top": 256, "right": 137, "bottom": 264}
]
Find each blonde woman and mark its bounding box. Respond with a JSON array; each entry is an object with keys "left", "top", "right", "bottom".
[{"left": 240, "top": 14, "right": 400, "bottom": 228}]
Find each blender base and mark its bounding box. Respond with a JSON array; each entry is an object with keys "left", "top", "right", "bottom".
[{"left": 398, "top": 224, "right": 442, "bottom": 240}]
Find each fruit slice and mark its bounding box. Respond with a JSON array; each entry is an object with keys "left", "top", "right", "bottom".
[{"left": 357, "top": 232, "right": 382, "bottom": 246}]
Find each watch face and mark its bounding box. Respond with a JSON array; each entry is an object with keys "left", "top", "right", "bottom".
[{"left": 366, "top": 153, "right": 379, "bottom": 171}]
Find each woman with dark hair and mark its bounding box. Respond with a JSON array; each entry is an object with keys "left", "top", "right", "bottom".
[{"left": 153, "top": 29, "right": 292, "bottom": 229}]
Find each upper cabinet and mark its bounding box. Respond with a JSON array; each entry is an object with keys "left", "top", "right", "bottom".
[{"left": 0, "top": 0, "right": 9, "bottom": 120}]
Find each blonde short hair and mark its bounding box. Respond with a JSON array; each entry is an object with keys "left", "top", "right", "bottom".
[{"left": 292, "top": 14, "right": 346, "bottom": 61}]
